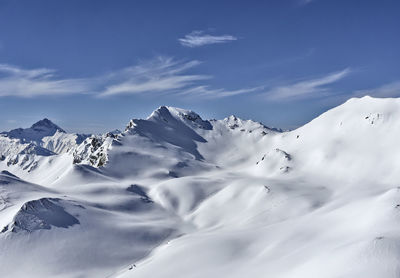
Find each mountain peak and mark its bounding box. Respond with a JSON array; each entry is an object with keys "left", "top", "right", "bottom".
[
  {"left": 148, "top": 106, "right": 194, "bottom": 119},
  {"left": 146, "top": 106, "right": 212, "bottom": 130},
  {"left": 31, "top": 118, "right": 65, "bottom": 133},
  {"left": 1, "top": 118, "right": 66, "bottom": 143},
  {"left": 222, "top": 114, "right": 282, "bottom": 133}
]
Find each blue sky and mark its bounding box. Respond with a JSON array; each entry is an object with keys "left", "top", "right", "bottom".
[{"left": 0, "top": 0, "right": 399, "bottom": 133}]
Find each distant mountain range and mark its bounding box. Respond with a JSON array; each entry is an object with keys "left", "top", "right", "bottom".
[{"left": 1, "top": 96, "right": 400, "bottom": 278}]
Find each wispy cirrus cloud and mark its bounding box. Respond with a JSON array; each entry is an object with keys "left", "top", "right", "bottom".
[
  {"left": 177, "top": 85, "right": 263, "bottom": 99},
  {"left": 2, "top": 60, "right": 374, "bottom": 103},
  {"left": 0, "top": 57, "right": 259, "bottom": 99},
  {"left": 263, "top": 68, "right": 351, "bottom": 101},
  {"left": 351, "top": 81, "right": 400, "bottom": 98},
  {"left": 179, "top": 31, "right": 238, "bottom": 48},
  {"left": 98, "top": 57, "right": 210, "bottom": 97},
  {"left": 98, "top": 57, "right": 262, "bottom": 98},
  {"left": 0, "top": 64, "right": 92, "bottom": 97}
]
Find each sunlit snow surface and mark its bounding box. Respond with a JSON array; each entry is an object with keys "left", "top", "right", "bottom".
[{"left": 1, "top": 96, "right": 400, "bottom": 278}]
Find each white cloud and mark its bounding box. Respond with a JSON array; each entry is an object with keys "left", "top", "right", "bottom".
[
  {"left": 98, "top": 57, "right": 263, "bottom": 98},
  {"left": 0, "top": 64, "right": 91, "bottom": 97},
  {"left": 177, "top": 85, "right": 263, "bottom": 99},
  {"left": 98, "top": 57, "right": 210, "bottom": 97},
  {"left": 263, "top": 68, "right": 351, "bottom": 101},
  {"left": 1, "top": 60, "right": 352, "bottom": 102},
  {"left": 351, "top": 81, "right": 400, "bottom": 98},
  {"left": 0, "top": 57, "right": 259, "bottom": 99},
  {"left": 179, "top": 31, "right": 238, "bottom": 48}
]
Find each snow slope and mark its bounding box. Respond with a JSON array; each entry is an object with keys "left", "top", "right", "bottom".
[
  {"left": 1, "top": 96, "right": 400, "bottom": 278},
  {"left": 0, "top": 118, "right": 89, "bottom": 157},
  {"left": 1, "top": 118, "right": 66, "bottom": 143}
]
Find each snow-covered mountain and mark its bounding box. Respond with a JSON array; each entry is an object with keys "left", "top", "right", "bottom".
[
  {"left": 0, "top": 119, "right": 90, "bottom": 175},
  {"left": 1, "top": 97, "right": 400, "bottom": 278},
  {"left": 1, "top": 118, "right": 66, "bottom": 142},
  {"left": 1, "top": 118, "right": 89, "bottom": 153}
]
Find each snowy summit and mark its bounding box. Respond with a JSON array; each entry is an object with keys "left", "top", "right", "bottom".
[{"left": 1, "top": 118, "right": 65, "bottom": 143}]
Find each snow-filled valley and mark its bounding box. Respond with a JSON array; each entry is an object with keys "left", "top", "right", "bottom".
[{"left": 1, "top": 96, "right": 400, "bottom": 278}]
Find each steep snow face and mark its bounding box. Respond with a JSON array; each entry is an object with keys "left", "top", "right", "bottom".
[
  {"left": 41, "top": 131, "right": 89, "bottom": 154},
  {"left": 124, "top": 106, "right": 212, "bottom": 161},
  {"left": 0, "top": 136, "right": 54, "bottom": 172},
  {"left": 277, "top": 96, "right": 400, "bottom": 183},
  {"left": 146, "top": 106, "right": 213, "bottom": 130}
]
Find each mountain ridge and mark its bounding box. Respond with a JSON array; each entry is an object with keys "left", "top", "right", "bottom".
[
  {"left": 1, "top": 96, "right": 400, "bottom": 278},
  {"left": 1, "top": 118, "right": 66, "bottom": 142}
]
